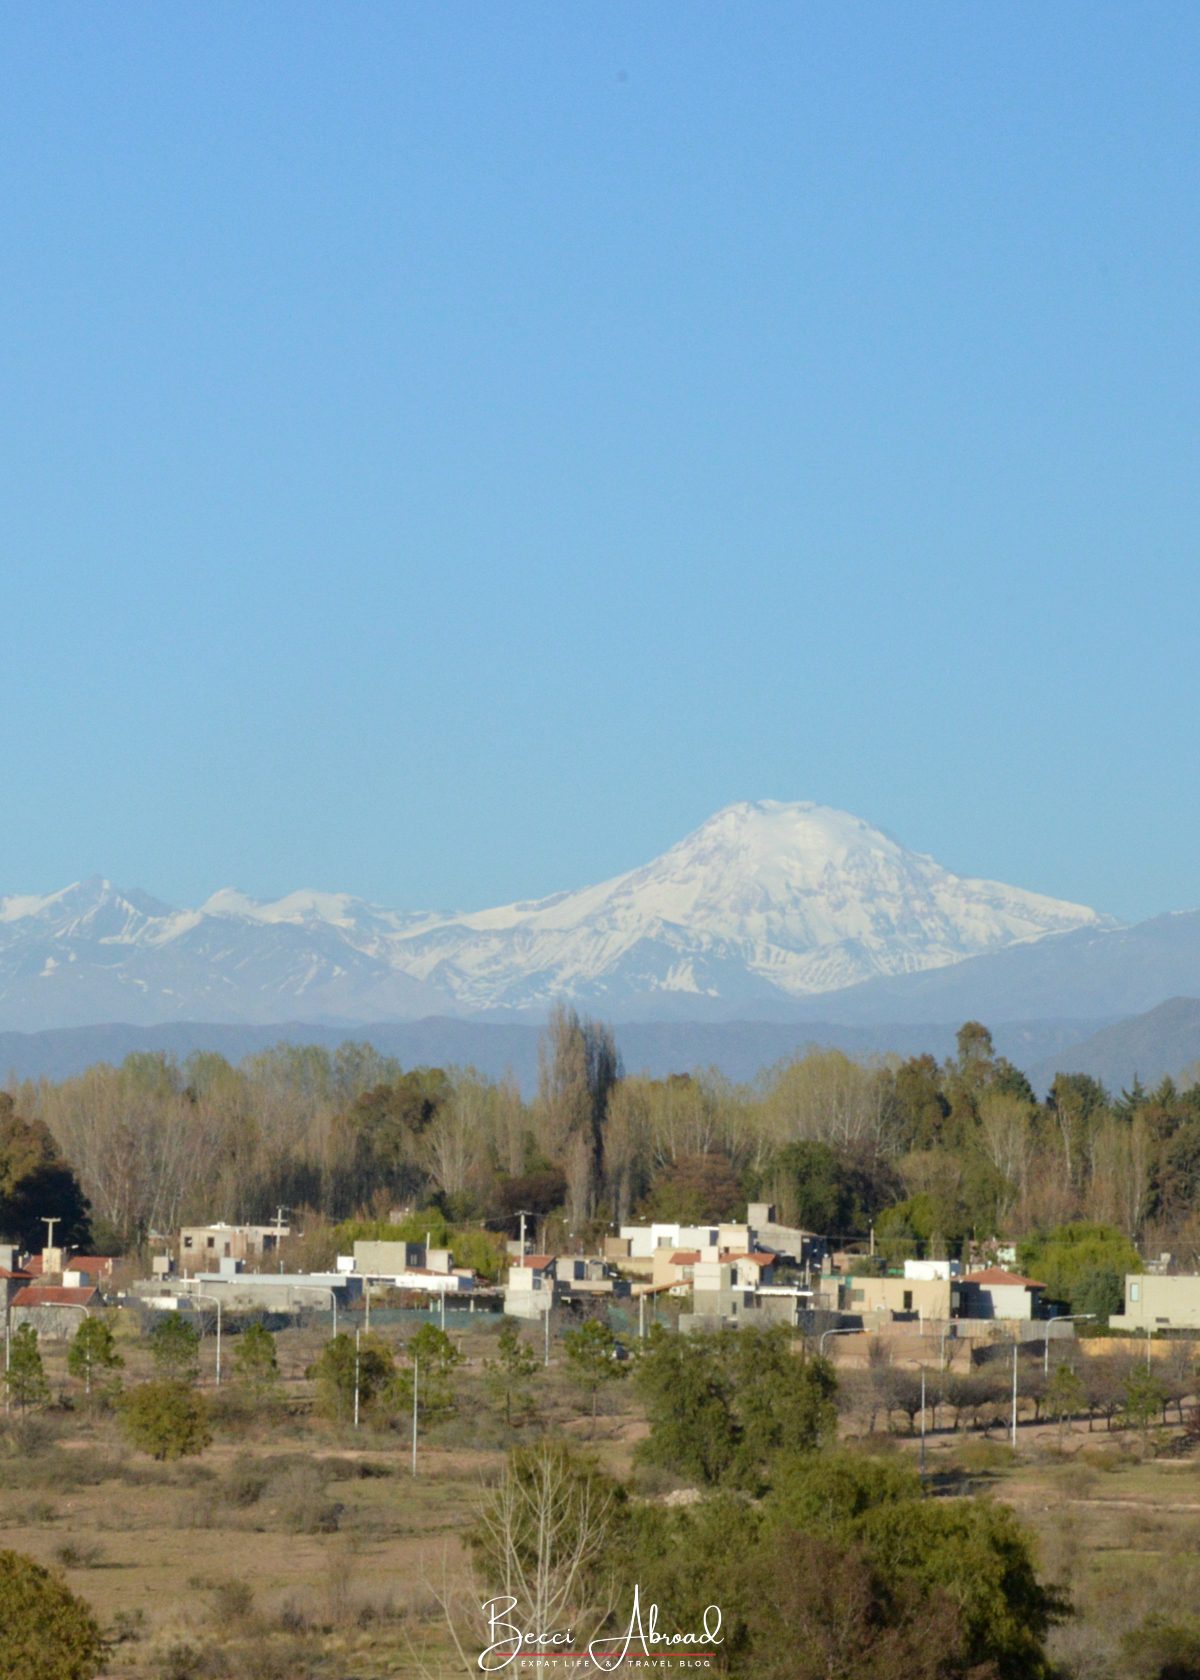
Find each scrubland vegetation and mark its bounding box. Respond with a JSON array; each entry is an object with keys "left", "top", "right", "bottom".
[{"left": 4, "top": 1309, "right": 1200, "bottom": 1679}]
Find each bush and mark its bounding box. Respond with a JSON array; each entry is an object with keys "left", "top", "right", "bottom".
[
  {"left": 224, "top": 1454, "right": 269, "bottom": 1508},
  {"left": 118, "top": 1381, "right": 213, "bottom": 1461},
  {"left": 0, "top": 1549, "right": 105, "bottom": 1680},
  {"left": 52, "top": 1543, "right": 105, "bottom": 1570},
  {"left": 269, "top": 1463, "right": 343, "bottom": 1534}
]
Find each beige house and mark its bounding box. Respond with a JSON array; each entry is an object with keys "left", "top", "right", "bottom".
[
  {"left": 841, "top": 1274, "right": 956, "bottom": 1321},
  {"left": 1110, "top": 1273, "right": 1200, "bottom": 1333}
]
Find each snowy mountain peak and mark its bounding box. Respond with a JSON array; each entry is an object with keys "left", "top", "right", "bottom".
[
  {"left": 0, "top": 805, "right": 1114, "bottom": 1027},
  {"left": 386, "top": 800, "right": 1110, "bottom": 1010}
]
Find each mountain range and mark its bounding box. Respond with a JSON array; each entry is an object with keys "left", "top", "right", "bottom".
[
  {"left": 0, "top": 801, "right": 1109, "bottom": 1028},
  {"left": 5, "top": 799, "right": 1200, "bottom": 1093}
]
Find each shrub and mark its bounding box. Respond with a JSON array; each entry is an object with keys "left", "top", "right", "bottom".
[
  {"left": 52, "top": 1543, "right": 105, "bottom": 1570},
  {"left": 270, "top": 1463, "right": 343, "bottom": 1534},
  {"left": 0, "top": 1548, "right": 105, "bottom": 1680},
  {"left": 224, "top": 1454, "right": 269, "bottom": 1508},
  {"left": 118, "top": 1381, "right": 213, "bottom": 1461}
]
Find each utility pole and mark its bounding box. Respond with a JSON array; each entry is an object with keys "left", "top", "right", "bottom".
[
  {"left": 439, "top": 1288, "right": 446, "bottom": 1333},
  {"left": 638, "top": 1290, "right": 646, "bottom": 1341},
  {"left": 516, "top": 1210, "right": 532, "bottom": 1261},
  {"left": 411, "top": 1353, "right": 419, "bottom": 1477},
  {"left": 544, "top": 1300, "right": 550, "bottom": 1368},
  {"left": 353, "top": 1329, "right": 361, "bottom": 1431}
]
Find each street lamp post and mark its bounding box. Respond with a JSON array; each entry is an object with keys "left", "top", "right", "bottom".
[
  {"left": 298, "top": 1285, "right": 338, "bottom": 1339},
  {"left": 1044, "top": 1313, "right": 1095, "bottom": 1377},
  {"left": 820, "top": 1327, "right": 863, "bottom": 1357}
]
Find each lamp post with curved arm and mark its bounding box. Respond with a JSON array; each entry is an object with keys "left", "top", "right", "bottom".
[
  {"left": 297, "top": 1285, "right": 338, "bottom": 1340},
  {"left": 820, "top": 1326, "right": 865, "bottom": 1357},
  {"left": 1044, "top": 1313, "right": 1095, "bottom": 1376}
]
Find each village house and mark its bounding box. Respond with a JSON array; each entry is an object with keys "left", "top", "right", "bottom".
[
  {"left": 178, "top": 1222, "right": 289, "bottom": 1274},
  {"left": 10, "top": 1284, "right": 99, "bottom": 1337},
  {"left": 504, "top": 1255, "right": 557, "bottom": 1318},
  {"left": 957, "top": 1268, "right": 1046, "bottom": 1321},
  {"left": 340, "top": 1239, "right": 476, "bottom": 1295},
  {"left": 1110, "top": 1273, "right": 1200, "bottom": 1334},
  {"left": 63, "top": 1255, "right": 116, "bottom": 1291}
]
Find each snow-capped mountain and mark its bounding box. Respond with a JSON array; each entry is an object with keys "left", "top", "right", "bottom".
[
  {"left": 383, "top": 801, "right": 1109, "bottom": 1011},
  {"left": 0, "top": 804, "right": 1111, "bottom": 1028}
]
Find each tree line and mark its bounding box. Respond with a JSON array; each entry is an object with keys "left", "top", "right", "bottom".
[{"left": 5, "top": 1011, "right": 1200, "bottom": 1293}]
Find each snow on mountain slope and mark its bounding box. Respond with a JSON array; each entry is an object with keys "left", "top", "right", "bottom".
[
  {"left": 384, "top": 801, "right": 1109, "bottom": 1011},
  {"left": 0, "top": 805, "right": 1112, "bottom": 1027}
]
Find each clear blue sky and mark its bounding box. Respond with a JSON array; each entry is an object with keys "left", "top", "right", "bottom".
[{"left": 2, "top": 5, "right": 1197, "bottom": 924}]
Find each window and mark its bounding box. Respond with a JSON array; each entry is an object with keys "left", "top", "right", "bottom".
[
  {"left": 903, "top": 1290, "right": 913, "bottom": 1311},
  {"left": 1130, "top": 1282, "right": 1140, "bottom": 1302},
  {"left": 183, "top": 1236, "right": 193, "bottom": 1249}
]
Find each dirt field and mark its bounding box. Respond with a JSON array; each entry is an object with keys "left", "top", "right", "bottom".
[{"left": 5, "top": 1318, "right": 1198, "bottom": 1679}]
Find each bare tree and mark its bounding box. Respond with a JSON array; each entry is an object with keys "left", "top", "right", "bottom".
[{"left": 470, "top": 1441, "right": 621, "bottom": 1646}]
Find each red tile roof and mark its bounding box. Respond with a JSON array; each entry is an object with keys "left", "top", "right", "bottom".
[
  {"left": 515, "top": 1256, "right": 554, "bottom": 1271},
  {"left": 0, "top": 1269, "right": 32, "bottom": 1281},
  {"left": 12, "top": 1285, "right": 99, "bottom": 1308},
  {"left": 65, "top": 1256, "right": 114, "bottom": 1274},
  {"left": 667, "top": 1250, "right": 701, "bottom": 1265},
  {"left": 964, "top": 1268, "right": 1046, "bottom": 1290},
  {"left": 722, "top": 1251, "right": 777, "bottom": 1267}
]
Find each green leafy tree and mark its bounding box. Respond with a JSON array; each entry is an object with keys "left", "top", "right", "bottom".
[
  {"left": 1018, "top": 1223, "right": 1141, "bottom": 1315},
  {"left": 0, "top": 1549, "right": 105, "bottom": 1680},
  {"left": 733, "top": 1330, "right": 837, "bottom": 1469},
  {"left": 148, "top": 1312, "right": 201, "bottom": 1383},
  {"left": 742, "top": 1534, "right": 965, "bottom": 1680},
  {"left": 232, "top": 1322, "right": 281, "bottom": 1407},
  {"left": 562, "top": 1317, "right": 625, "bottom": 1428},
  {"left": 485, "top": 1319, "right": 538, "bottom": 1425},
  {"left": 763, "top": 1451, "right": 1065, "bottom": 1680},
  {"left": 0, "top": 1096, "right": 90, "bottom": 1252},
  {"left": 634, "top": 1327, "right": 836, "bottom": 1489},
  {"left": 397, "top": 1323, "right": 462, "bottom": 1423},
  {"left": 118, "top": 1380, "right": 212, "bottom": 1460},
  {"left": 633, "top": 1326, "right": 742, "bottom": 1486},
  {"left": 770, "top": 1141, "right": 872, "bottom": 1238},
  {"left": 66, "top": 1317, "right": 123, "bottom": 1401},
  {"left": 1124, "top": 1363, "right": 1167, "bottom": 1451},
  {"left": 307, "top": 1331, "right": 394, "bottom": 1426},
  {"left": 5, "top": 1324, "right": 50, "bottom": 1413}
]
